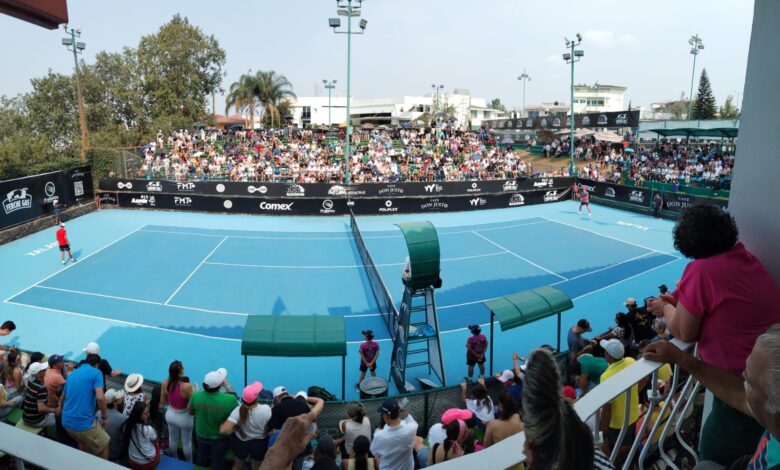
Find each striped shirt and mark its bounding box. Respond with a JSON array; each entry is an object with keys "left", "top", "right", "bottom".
[
  {"left": 23, "top": 379, "right": 49, "bottom": 426},
  {"left": 593, "top": 447, "right": 616, "bottom": 469},
  {"left": 747, "top": 431, "right": 780, "bottom": 470}
]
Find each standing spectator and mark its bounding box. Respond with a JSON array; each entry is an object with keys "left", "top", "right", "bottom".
[
  {"left": 341, "top": 435, "right": 376, "bottom": 470},
  {"left": 161, "top": 360, "right": 195, "bottom": 462},
  {"left": 103, "top": 389, "right": 128, "bottom": 462},
  {"left": 122, "top": 401, "right": 160, "bottom": 469},
  {"left": 219, "top": 382, "right": 272, "bottom": 470},
  {"left": 465, "top": 324, "right": 488, "bottom": 381},
  {"left": 649, "top": 204, "right": 780, "bottom": 465},
  {"left": 370, "top": 399, "right": 418, "bottom": 470},
  {"left": 78, "top": 342, "right": 122, "bottom": 389},
  {"left": 60, "top": 353, "right": 110, "bottom": 459},
  {"left": 598, "top": 339, "right": 640, "bottom": 462},
  {"left": 652, "top": 192, "right": 663, "bottom": 218},
  {"left": 310, "top": 434, "right": 339, "bottom": 470},
  {"left": 22, "top": 362, "right": 57, "bottom": 428},
  {"left": 267, "top": 386, "right": 324, "bottom": 470},
  {"left": 334, "top": 401, "right": 372, "bottom": 458},
  {"left": 357, "top": 330, "right": 379, "bottom": 386},
  {"left": 0, "top": 320, "right": 17, "bottom": 356},
  {"left": 260, "top": 405, "right": 325, "bottom": 470},
  {"left": 123, "top": 373, "right": 146, "bottom": 416},
  {"left": 188, "top": 368, "right": 236, "bottom": 470},
  {"left": 56, "top": 223, "right": 76, "bottom": 265},
  {"left": 522, "top": 347, "right": 614, "bottom": 470},
  {"left": 484, "top": 392, "right": 523, "bottom": 447},
  {"left": 576, "top": 343, "right": 608, "bottom": 397}
]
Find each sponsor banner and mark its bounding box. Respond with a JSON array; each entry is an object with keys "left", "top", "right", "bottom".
[
  {"left": 66, "top": 166, "right": 94, "bottom": 202},
  {"left": 576, "top": 178, "right": 650, "bottom": 207},
  {"left": 0, "top": 170, "right": 71, "bottom": 230},
  {"left": 484, "top": 110, "right": 640, "bottom": 131},
  {"left": 661, "top": 192, "right": 728, "bottom": 213},
  {"left": 101, "top": 177, "right": 574, "bottom": 197},
  {"left": 96, "top": 192, "right": 118, "bottom": 205}
]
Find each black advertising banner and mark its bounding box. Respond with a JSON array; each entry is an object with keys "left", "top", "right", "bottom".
[
  {"left": 576, "top": 178, "right": 650, "bottom": 207},
  {"left": 0, "top": 171, "right": 68, "bottom": 230},
  {"left": 100, "top": 177, "right": 574, "bottom": 198},
  {"left": 66, "top": 166, "right": 94, "bottom": 202},
  {"left": 661, "top": 192, "right": 728, "bottom": 213},
  {"left": 484, "top": 110, "right": 640, "bottom": 131}
]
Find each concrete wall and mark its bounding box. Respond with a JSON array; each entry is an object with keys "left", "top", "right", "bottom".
[{"left": 729, "top": 0, "right": 780, "bottom": 285}]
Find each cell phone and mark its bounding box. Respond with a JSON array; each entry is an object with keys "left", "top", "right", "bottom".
[{"left": 398, "top": 397, "right": 409, "bottom": 410}]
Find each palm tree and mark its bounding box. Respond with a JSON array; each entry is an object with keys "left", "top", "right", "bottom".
[
  {"left": 255, "top": 71, "right": 296, "bottom": 128},
  {"left": 225, "top": 73, "right": 258, "bottom": 128}
]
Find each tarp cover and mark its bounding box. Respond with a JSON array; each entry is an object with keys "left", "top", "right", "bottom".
[
  {"left": 483, "top": 286, "right": 573, "bottom": 331},
  {"left": 241, "top": 315, "right": 346, "bottom": 357}
]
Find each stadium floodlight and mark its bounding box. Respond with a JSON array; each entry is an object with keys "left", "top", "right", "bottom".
[
  {"left": 687, "top": 34, "right": 704, "bottom": 119},
  {"left": 574, "top": 50, "right": 584, "bottom": 57},
  {"left": 562, "top": 53, "right": 571, "bottom": 61},
  {"left": 62, "top": 38, "right": 73, "bottom": 46},
  {"left": 62, "top": 25, "right": 89, "bottom": 161},
  {"left": 76, "top": 42, "right": 86, "bottom": 51},
  {"left": 562, "top": 33, "right": 584, "bottom": 177},
  {"left": 518, "top": 69, "right": 531, "bottom": 116},
  {"left": 564, "top": 37, "right": 570, "bottom": 45},
  {"left": 359, "top": 19, "right": 367, "bottom": 29},
  {"left": 329, "top": 18, "right": 341, "bottom": 28},
  {"left": 576, "top": 33, "right": 582, "bottom": 42}
]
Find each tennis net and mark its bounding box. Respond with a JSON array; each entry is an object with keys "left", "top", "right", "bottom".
[{"left": 350, "top": 210, "right": 399, "bottom": 340}]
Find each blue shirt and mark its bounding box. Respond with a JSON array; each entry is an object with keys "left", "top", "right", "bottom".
[{"left": 62, "top": 365, "right": 102, "bottom": 431}]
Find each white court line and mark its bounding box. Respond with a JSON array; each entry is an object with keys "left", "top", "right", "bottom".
[
  {"left": 4, "top": 225, "right": 148, "bottom": 303},
  {"left": 570, "top": 257, "right": 683, "bottom": 302},
  {"left": 2, "top": 300, "right": 241, "bottom": 342},
  {"left": 549, "top": 251, "right": 656, "bottom": 286},
  {"left": 204, "top": 251, "right": 507, "bottom": 270},
  {"left": 166, "top": 303, "right": 248, "bottom": 317},
  {"left": 539, "top": 216, "right": 678, "bottom": 257},
  {"left": 164, "top": 237, "right": 227, "bottom": 305},
  {"left": 471, "top": 231, "right": 568, "bottom": 281},
  {"left": 34, "top": 286, "right": 163, "bottom": 306}
]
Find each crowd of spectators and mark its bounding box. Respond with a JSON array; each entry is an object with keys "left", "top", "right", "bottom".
[{"left": 134, "top": 126, "right": 551, "bottom": 184}]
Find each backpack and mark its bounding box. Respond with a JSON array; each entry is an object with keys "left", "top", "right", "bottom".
[{"left": 307, "top": 385, "right": 336, "bottom": 401}]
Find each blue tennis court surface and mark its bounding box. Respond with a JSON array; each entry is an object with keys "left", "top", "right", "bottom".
[{"left": 1, "top": 202, "right": 684, "bottom": 397}]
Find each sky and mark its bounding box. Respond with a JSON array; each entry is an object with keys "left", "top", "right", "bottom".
[{"left": 0, "top": 0, "right": 754, "bottom": 114}]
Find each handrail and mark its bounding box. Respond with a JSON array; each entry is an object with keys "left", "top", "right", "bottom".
[{"left": 0, "top": 422, "right": 123, "bottom": 470}]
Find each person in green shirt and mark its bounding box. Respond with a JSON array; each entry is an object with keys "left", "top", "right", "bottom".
[
  {"left": 188, "top": 368, "right": 238, "bottom": 470},
  {"left": 577, "top": 343, "right": 608, "bottom": 397}
]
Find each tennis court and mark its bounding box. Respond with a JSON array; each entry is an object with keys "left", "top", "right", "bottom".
[{"left": 1, "top": 201, "right": 684, "bottom": 397}]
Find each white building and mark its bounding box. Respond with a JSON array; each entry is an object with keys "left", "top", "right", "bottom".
[
  {"left": 289, "top": 89, "right": 503, "bottom": 129},
  {"left": 572, "top": 83, "right": 627, "bottom": 114}
]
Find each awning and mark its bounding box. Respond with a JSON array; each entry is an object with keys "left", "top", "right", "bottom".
[{"left": 651, "top": 127, "right": 738, "bottom": 138}]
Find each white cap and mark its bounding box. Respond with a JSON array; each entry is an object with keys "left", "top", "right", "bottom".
[
  {"left": 498, "top": 369, "right": 515, "bottom": 383},
  {"left": 624, "top": 297, "right": 637, "bottom": 307},
  {"left": 295, "top": 391, "right": 308, "bottom": 400},
  {"left": 83, "top": 342, "right": 100, "bottom": 354},
  {"left": 600, "top": 339, "right": 625, "bottom": 360},
  {"left": 28, "top": 362, "right": 49, "bottom": 376},
  {"left": 273, "top": 386, "right": 288, "bottom": 398},
  {"left": 203, "top": 368, "right": 227, "bottom": 388},
  {"left": 59, "top": 223, "right": 65, "bottom": 228},
  {"left": 105, "top": 389, "right": 125, "bottom": 403}
]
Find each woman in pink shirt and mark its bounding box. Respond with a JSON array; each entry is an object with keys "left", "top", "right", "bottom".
[
  {"left": 161, "top": 360, "right": 195, "bottom": 462},
  {"left": 650, "top": 204, "right": 780, "bottom": 466}
]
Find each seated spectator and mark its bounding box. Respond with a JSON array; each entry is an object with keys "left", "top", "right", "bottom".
[
  {"left": 649, "top": 318, "right": 670, "bottom": 343},
  {"left": 522, "top": 347, "right": 615, "bottom": 469},
  {"left": 219, "top": 381, "right": 272, "bottom": 470},
  {"left": 485, "top": 369, "right": 522, "bottom": 408},
  {"left": 0, "top": 380, "right": 21, "bottom": 420},
  {"left": 429, "top": 419, "right": 468, "bottom": 464},
  {"left": 648, "top": 204, "right": 780, "bottom": 465},
  {"left": 2, "top": 351, "right": 24, "bottom": 399},
  {"left": 44, "top": 354, "right": 68, "bottom": 409},
  {"left": 370, "top": 399, "right": 418, "bottom": 470},
  {"left": 22, "top": 362, "right": 57, "bottom": 428},
  {"left": 577, "top": 343, "right": 608, "bottom": 397},
  {"left": 334, "top": 401, "right": 372, "bottom": 459},
  {"left": 341, "top": 435, "right": 375, "bottom": 470},
  {"left": 122, "top": 401, "right": 160, "bottom": 470},
  {"left": 103, "top": 389, "right": 128, "bottom": 462},
  {"left": 310, "top": 434, "right": 339, "bottom": 470},
  {"left": 60, "top": 353, "right": 110, "bottom": 459},
  {"left": 161, "top": 360, "right": 195, "bottom": 462},
  {"left": 598, "top": 339, "right": 640, "bottom": 463},
  {"left": 484, "top": 392, "right": 523, "bottom": 447},
  {"left": 23, "top": 352, "right": 45, "bottom": 388},
  {"left": 123, "top": 373, "right": 146, "bottom": 416},
  {"left": 460, "top": 379, "right": 495, "bottom": 426},
  {"left": 427, "top": 408, "right": 472, "bottom": 450},
  {"left": 624, "top": 297, "right": 656, "bottom": 342},
  {"left": 189, "top": 368, "right": 237, "bottom": 470},
  {"left": 644, "top": 324, "right": 780, "bottom": 469}
]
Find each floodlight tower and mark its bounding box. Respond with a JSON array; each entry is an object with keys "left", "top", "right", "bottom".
[
  {"left": 62, "top": 25, "right": 89, "bottom": 161},
  {"left": 323, "top": 79, "right": 337, "bottom": 126},
  {"left": 517, "top": 69, "right": 531, "bottom": 116},
  {"left": 688, "top": 34, "right": 705, "bottom": 119},
  {"left": 563, "top": 33, "right": 584, "bottom": 176}
]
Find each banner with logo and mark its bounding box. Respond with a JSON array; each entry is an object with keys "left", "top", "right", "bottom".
[
  {"left": 661, "top": 192, "right": 728, "bottom": 213},
  {"left": 0, "top": 171, "right": 70, "bottom": 230},
  {"left": 575, "top": 178, "right": 650, "bottom": 207},
  {"left": 483, "top": 110, "right": 640, "bottom": 131},
  {"left": 65, "top": 166, "right": 94, "bottom": 202},
  {"left": 100, "top": 177, "right": 574, "bottom": 198}
]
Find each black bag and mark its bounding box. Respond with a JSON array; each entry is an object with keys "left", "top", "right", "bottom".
[{"left": 307, "top": 385, "right": 336, "bottom": 401}]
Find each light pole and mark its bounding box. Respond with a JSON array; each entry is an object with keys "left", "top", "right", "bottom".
[
  {"left": 62, "top": 25, "right": 89, "bottom": 161},
  {"left": 323, "top": 79, "right": 337, "bottom": 126},
  {"left": 329, "top": 0, "right": 368, "bottom": 185},
  {"left": 563, "top": 34, "right": 584, "bottom": 176},
  {"left": 688, "top": 34, "right": 704, "bottom": 120},
  {"left": 517, "top": 69, "right": 531, "bottom": 116},
  {"left": 431, "top": 84, "right": 443, "bottom": 121}
]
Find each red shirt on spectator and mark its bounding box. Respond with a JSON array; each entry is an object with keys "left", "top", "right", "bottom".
[
  {"left": 675, "top": 242, "right": 780, "bottom": 374},
  {"left": 56, "top": 228, "right": 68, "bottom": 246}
]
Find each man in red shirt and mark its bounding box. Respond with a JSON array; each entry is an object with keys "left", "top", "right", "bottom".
[{"left": 56, "top": 223, "right": 76, "bottom": 265}]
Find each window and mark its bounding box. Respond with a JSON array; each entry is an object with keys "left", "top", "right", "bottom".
[
  {"left": 471, "top": 110, "right": 477, "bottom": 118},
  {"left": 302, "top": 107, "right": 311, "bottom": 119}
]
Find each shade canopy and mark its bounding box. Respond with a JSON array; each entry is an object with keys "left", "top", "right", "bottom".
[
  {"left": 241, "top": 315, "right": 346, "bottom": 357},
  {"left": 593, "top": 131, "right": 624, "bottom": 143},
  {"left": 651, "top": 127, "right": 738, "bottom": 138},
  {"left": 483, "top": 286, "right": 573, "bottom": 332}
]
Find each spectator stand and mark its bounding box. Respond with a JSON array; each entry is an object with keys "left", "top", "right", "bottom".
[
  {"left": 482, "top": 286, "right": 573, "bottom": 375},
  {"left": 241, "top": 315, "right": 347, "bottom": 399}
]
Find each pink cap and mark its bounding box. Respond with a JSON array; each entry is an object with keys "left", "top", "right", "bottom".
[
  {"left": 242, "top": 381, "right": 263, "bottom": 403},
  {"left": 441, "top": 408, "right": 473, "bottom": 425},
  {"left": 562, "top": 385, "right": 577, "bottom": 400}
]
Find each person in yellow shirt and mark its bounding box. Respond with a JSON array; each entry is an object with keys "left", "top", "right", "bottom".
[{"left": 599, "top": 339, "right": 642, "bottom": 464}]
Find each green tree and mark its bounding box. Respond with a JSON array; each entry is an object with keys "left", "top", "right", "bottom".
[
  {"left": 719, "top": 95, "right": 740, "bottom": 120},
  {"left": 670, "top": 101, "right": 687, "bottom": 120},
  {"left": 489, "top": 98, "right": 507, "bottom": 113},
  {"left": 137, "top": 14, "right": 226, "bottom": 120},
  {"left": 255, "top": 71, "right": 296, "bottom": 128},
  {"left": 226, "top": 72, "right": 259, "bottom": 128},
  {"left": 691, "top": 68, "right": 717, "bottom": 120}
]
